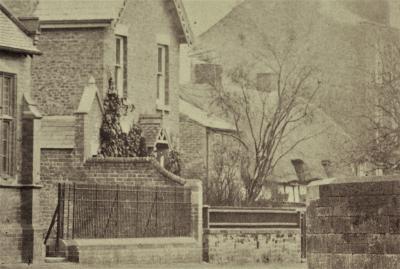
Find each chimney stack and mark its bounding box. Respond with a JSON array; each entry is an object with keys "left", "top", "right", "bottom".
[
  {"left": 291, "top": 159, "right": 311, "bottom": 183},
  {"left": 256, "top": 73, "right": 275, "bottom": 93},
  {"left": 191, "top": 63, "right": 223, "bottom": 87},
  {"left": 321, "top": 160, "right": 334, "bottom": 178}
]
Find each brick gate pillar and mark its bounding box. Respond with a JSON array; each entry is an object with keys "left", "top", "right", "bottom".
[
  {"left": 307, "top": 176, "right": 400, "bottom": 269},
  {"left": 185, "top": 179, "right": 203, "bottom": 246},
  {"left": 21, "top": 94, "right": 44, "bottom": 263}
]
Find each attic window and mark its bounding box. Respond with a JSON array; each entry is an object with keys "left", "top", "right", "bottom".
[{"left": 115, "top": 35, "right": 127, "bottom": 97}]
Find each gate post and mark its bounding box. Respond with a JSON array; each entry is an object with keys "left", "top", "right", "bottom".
[
  {"left": 185, "top": 179, "right": 203, "bottom": 244},
  {"left": 300, "top": 211, "right": 306, "bottom": 261}
]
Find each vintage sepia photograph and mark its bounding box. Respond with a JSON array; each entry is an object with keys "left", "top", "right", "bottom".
[{"left": 0, "top": 0, "right": 399, "bottom": 268}]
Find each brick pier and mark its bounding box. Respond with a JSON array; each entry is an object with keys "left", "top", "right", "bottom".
[{"left": 307, "top": 176, "right": 400, "bottom": 269}]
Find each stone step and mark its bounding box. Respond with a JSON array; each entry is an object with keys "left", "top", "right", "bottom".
[{"left": 44, "top": 257, "right": 67, "bottom": 263}]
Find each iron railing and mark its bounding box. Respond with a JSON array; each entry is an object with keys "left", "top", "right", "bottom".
[{"left": 45, "top": 183, "right": 192, "bottom": 247}]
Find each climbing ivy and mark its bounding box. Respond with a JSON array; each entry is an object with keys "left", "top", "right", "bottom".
[
  {"left": 99, "top": 79, "right": 147, "bottom": 157},
  {"left": 164, "top": 149, "right": 182, "bottom": 176}
]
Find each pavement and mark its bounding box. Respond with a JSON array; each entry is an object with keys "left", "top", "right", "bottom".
[{"left": 0, "top": 262, "right": 308, "bottom": 269}]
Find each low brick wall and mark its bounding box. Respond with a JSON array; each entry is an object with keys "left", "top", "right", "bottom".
[
  {"left": 40, "top": 155, "right": 186, "bottom": 233},
  {"left": 83, "top": 157, "right": 185, "bottom": 186},
  {"left": 307, "top": 176, "right": 400, "bottom": 269},
  {"left": 204, "top": 228, "right": 301, "bottom": 264},
  {"left": 39, "top": 154, "right": 203, "bottom": 265}
]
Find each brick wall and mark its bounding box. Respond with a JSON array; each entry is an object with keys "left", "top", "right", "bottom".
[
  {"left": 179, "top": 114, "right": 242, "bottom": 204},
  {"left": 39, "top": 153, "right": 204, "bottom": 265},
  {"left": 32, "top": 0, "right": 182, "bottom": 138},
  {"left": 0, "top": 52, "right": 34, "bottom": 184},
  {"left": 204, "top": 228, "right": 301, "bottom": 264},
  {"left": 0, "top": 187, "right": 42, "bottom": 265},
  {"left": 0, "top": 51, "right": 43, "bottom": 264},
  {"left": 63, "top": 179, "right": 203, "bottom": 264},
  {"left": 307, "top": 176, "right": 400, "bottom": 269},
  {"left": 83, "top": 157, "right": 183, "bottom": 186},
  {"left": 118, "top": 0, "right": 182, "bottom": 139},
  {"left": 0, "top": 187, "right": 43, "bottom": 264},
  {"left": 0, "top": 188, "right": 25, "bottom": 264},
  {"left": 179, "top": 114, "right": 207, "bottom": 180},
  {"left": 32, "top": 28, "right": 106, "bottom": 115},
  {"left": 39, "top": 153, "right": 186, "bottom": 232},
  {"left": 40, "top": 148, "right": 77, "bottom": 228}
]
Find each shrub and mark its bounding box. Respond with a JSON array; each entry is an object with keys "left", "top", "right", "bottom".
[
  {"left": 164, "top": 149, "right": 182, "bottom": 176},
  {"left": 99, "top": 79, "right": 147, "bottom": 157}
]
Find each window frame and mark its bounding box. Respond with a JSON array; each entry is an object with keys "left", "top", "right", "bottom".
[
  {"left": 0, "top": 72, "right": 16, "bottom": 178},
  {"left": 156, "top": 44, "right": 169, "bottom": 109},
  {"left": 115, "top": 35, "right": 127, "bottom": 97}
]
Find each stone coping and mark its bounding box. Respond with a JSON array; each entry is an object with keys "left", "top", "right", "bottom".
[
  {"left": 204, "top": 228, "right": 300, "bottom": 234},
  {"left": 308, "top": 175, "right": 400, "bottom": 187},
  {"left": 66, "top": 237, "right": 197, "bottom": 247},
  {"left": 0, "top": 183, "right": 42, "bottom": 189},
  {"left": 85, "top": 157, "right": 193, "bottom": 186}
]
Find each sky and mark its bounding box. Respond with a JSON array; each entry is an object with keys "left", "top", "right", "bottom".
[{"left": 182, "top": 0, "right": 244, "bottom": 36}]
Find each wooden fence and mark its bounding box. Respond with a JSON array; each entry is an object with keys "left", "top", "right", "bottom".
[
  {"left": 203, "top": 206, "right": 307, "bottom": 259},
  {"left": 203, "top": 206, "right": 304, "bottom": 229}
]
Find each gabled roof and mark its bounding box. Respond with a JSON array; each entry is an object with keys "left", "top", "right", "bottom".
[
  {"left": 180, "top": 83, "right": 236, "bottom": 132},
  {"left": 0, "top": 2, "right": 40, "bottom": 55},
  {"left": 34, "top": 0, "right": 194, "bottom": 45},
  {"left": 180, "top": 98, "right": 236, "bottom": 132},
  {"left": 76, "top": 77, "right": 104, "bottom": 114},
  {"left": 139, "top": 114, "right": 167, "bottom": 148}
]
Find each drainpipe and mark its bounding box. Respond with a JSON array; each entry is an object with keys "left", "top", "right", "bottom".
[{"left": 205, "top": 128, "right": 210, "bottom": 203}]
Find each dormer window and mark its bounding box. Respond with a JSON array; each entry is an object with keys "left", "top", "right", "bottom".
[
  {"left": 156, "top": 44, "right": 169, "bottom": 108},
  {"left": 115, "top": 35, "right": 127, "bottom": 97}
]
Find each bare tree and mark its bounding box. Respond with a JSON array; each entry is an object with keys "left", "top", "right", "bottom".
[
  {"left": 348, "top": 32, "right": 400, "bottom": 175},
  {"left": 192, "top": 3, "right": 324, "bottom": 202},
  {"left": 207, "top": 140, "right": 244, "bottom": 206},
  {"left": 209, "top": 51, "right": 321, "bottom": 202}
]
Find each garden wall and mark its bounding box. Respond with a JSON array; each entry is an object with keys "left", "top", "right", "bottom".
[
  {"left": 202, "top": 206, "right": 304, "bottom": 264},
  {"left": 307, "top": 176, "right": 400, "bottom": 269},
  {"left": 204, "top": 228, "right": 301, "bottom": 264},
  {"left": 40, "top": 156, "right": 187, "bottom": 232}
]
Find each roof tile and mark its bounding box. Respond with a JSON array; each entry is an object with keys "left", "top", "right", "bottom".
[{"left": 0, "top": 2, "right": 39, "bottom": 54}]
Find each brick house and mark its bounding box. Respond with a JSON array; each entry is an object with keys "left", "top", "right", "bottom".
[
  {"left": 179, "top": 61, "right": 351, "bottom": 203},
  {"left": 0, "top": 2, "right": 43, "bottom": 264},
  {"left": 178, "top": 0, "right": 399, "bottom": 184},
  {"left": 181, "top": 0, "right": 400, "bottom": 181},
  {"left": 28, "top": 0, "right": 194, "bottom": 147},
  {"left": 179, "top": 83, "right": 238, "bottom": 202},
  {"left": 1, "top": 0, "right": 204, "bottom": 264}
]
